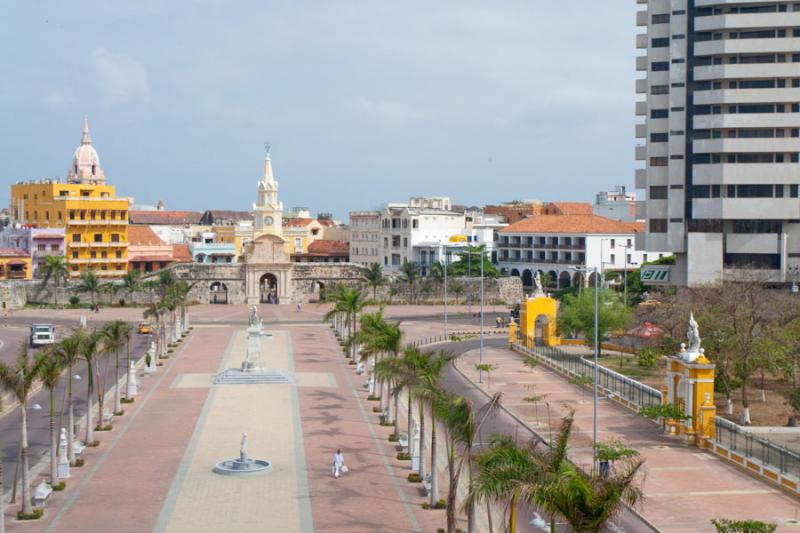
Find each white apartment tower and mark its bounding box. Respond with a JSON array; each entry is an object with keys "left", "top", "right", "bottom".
[{"left": 635, "top": 0, "right": 800, "bottom": 285}]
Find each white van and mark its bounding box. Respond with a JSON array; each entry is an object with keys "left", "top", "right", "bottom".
[{"left": 30, "top": 324, "right": 56, "bottom": 347}]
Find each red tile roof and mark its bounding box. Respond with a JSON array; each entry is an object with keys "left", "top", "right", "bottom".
[
  {"left": 307, "top": 239, "right": 349, "bottom": 254},
  {"left": 171, "top": 244, "right": 193, "bottom": 262},
  {"left": 129, "top": 211, "right": 204, "bottom": 225},
  {"left": 0, "top": 248, "right": 29, "bottom": 257},
  {"left": 128, "top": 226, "right": 165, "bottom": 246},
  {"left": 129, "top": 255, "right": 174, "bottom": 263},
  {"left": 542, "top": 202, "right": 593, "bottom": 215},
  {"left": 500, "top": 215, "right": 644, "bottom": 235},
  {"left": 284, "top": 217, "right": 316, "bottom": 227}
]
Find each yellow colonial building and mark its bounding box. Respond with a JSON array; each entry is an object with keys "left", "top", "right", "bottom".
[{"left": 10, "top": 119, "right": 129, "bottom": 277}]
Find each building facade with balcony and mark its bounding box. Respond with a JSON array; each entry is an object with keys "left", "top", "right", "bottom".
[
  {"left": 0, "top": 248, "right": 32, "bottom": 280},
  {"left": 497, "top": 215, "right": 665, "bottom": 289},
  {"left": 0, "top": 227, "right": 66, "bottom": 276},
  {"left": 635, "top": 0, "right": 800, "bottom": 285},
  {"left": 9, "top": 119, "right": 129, "bottom": 277}
]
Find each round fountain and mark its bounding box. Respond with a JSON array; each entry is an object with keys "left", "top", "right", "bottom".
[{"left": 213, "top": 432, "right": 272, "bottom": 476}]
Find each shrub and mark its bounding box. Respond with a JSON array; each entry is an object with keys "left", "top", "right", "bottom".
[
  {"left": 640, "top": 403, "right": 690, "bottom": 421},
  {"left": 121, "top": 398, "right": 134, "bottom": 404},
  {"left": 72, "top": 458, "right": 85, "bottom": 467},
  {"left": 711, "top": 519, "right": 777, "bottom": 533},
  {"left": 388, "top": 434, "right": 399, "bottom": 442},
  {"left": 425, "top": 500, "right": 447, "bottom": 511},
  {"left": 113, "top": 410, "right": 125, "bottom": 416},
  {"left": 637, "top": 347, "right": 660, "bottom": 369},
  {"left": 396, "top": 452, "right": 410, "bottom": 460},
  {"left": 379, "top": 420, "right": 394, "bottom": 427},
  {"left": 52, "top": 482, "right": 66, "bottom": 491},
  {"left": 95, "top": 424, "right": 113, "bottom": 431},
  {"left": 372, "top": 407, "right": 383, "bottom": 413},
  {"left": 87, "top": 440, "right": 100, "bottom": 447},
  {"left": 348, "top": 360, "right": 357, "bottom": 365},
  {"left": 367, "top": 395, "right": 380, "bottom": 401},
  {"left": 17, "top": 509, "right": 43, "bottom": 520},
  {"left": 408, "top": 473, "right": 421, "bottom": 483},
  {"left": 69, "top": 296, "right": 80, "bottom": 306}
]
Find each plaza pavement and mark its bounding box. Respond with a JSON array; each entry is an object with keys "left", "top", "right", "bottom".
[
  {"left": 3, "top": 304, "right": 457, "bottom": 532},
  {"left": 454, "top": 346, "right": 800, "bottom": 532}
]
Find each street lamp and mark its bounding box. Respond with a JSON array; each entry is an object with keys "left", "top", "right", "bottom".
[
  {"left": 466, "top": 247, "right": 486, "bottom": 383},
  {"left": 569, "top": 264, "right": 599, "bottom": 473},
  {"left": 442, "top": 243, "right": 449, "bottom": 340}
]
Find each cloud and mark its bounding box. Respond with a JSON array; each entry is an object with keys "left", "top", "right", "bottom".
[{"left": 90, "top": 47, "right": 151, "bottom": 107}]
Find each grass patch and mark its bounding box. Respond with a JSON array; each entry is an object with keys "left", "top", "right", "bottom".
[
  {"left": 396, "top": 452, "right": 410, "bottom": 460},
  {"left": 121, "top": 398, "right": 134, "bottom": 404},
  {"left": 408, "top": 473, "right": 421, "bottom": 483},
  {"left": 423, "top": 500, "right": 447, "bottom": 510},
  {"left": 95, "top": 424, "right": 113, "bottom": 432},
  {"left": 17, "top": 509, "right": 44, "bottom": 520},
  {"left": 51, "top": 482, "right": 66, "bottom": 491},
  {"left": 388, "top": 434, "right": 399, "bottom": 442}
]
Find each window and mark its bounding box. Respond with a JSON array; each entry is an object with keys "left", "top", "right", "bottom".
[
  {"left": 650, "top": 157, "right": 668, "bottom": 167},
  {"left": 652, "top": 37, "right": 669, "bottom": 47},
  {"left": 732, "top": 220, "right": 781, "bottom": 233},
  {"left": 651, "top": 61, "right": 669, "bottom": 71},
  {"left": 724, "top": 253, "right": 780, "bottom": 269},
  {"left": 72, "top": 233, "right": 81, "bottom": 243},
  {"left": 652, "top": 13, "right": 670, "bottom": 23},
  {"left": 610, "top": 239, "right": 615, "bottom": 248},
  {"left": 737, "top": 185, "right": 774, "bottom": 198},
  {"left": 692, "top": 185, "right": 710, "bottom": 198},
  {"left": 37, "top": 244, "right": 46, "bottom": 252},
  {"left": 651, "top": 109, "right": 668, "bottom": 119},
  {"left": 651, "top": 85, "right": 669, "bottom": 95},
  {"left": 649, "top": 219, "right": 667, "bottom": 233},
  {"left": 50, "top": 244, "right": 59, "bottom": 252},
  {"left": 72, "top": 251, "right": 78, "bottom": 259},
  {"left": 688, "top": 219, "right": 722, "bottom": 232},
  {"left": 94, "top": 234, "right": 102, "bottom": 242},
  {"left": 651, "top": 132, "right": 668, "bottom": 142},
  {"left": 650, "top": 186, "right": 668, "bottom": 199}
]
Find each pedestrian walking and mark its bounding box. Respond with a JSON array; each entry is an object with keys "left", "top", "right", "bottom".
[
  {"left": 332, "top": 449, "right": 345, "bottom": 478},
  {"left": 296, "top": 302, "right": 302, "bottom": 312}
]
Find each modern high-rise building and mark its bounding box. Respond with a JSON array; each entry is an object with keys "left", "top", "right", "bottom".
[{"left": 635, "top": 1, "right": 800, "bottom": 286}]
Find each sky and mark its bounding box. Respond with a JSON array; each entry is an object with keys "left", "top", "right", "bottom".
[{"left": 1, "top": 1, "right": 639, "bottom": 218}]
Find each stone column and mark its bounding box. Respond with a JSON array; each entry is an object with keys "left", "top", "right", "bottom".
[{"left": 411, "top": 423, "right": 421, "bottom": 472}]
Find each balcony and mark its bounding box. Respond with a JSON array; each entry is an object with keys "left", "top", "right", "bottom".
[
  {"left": 693, "top": 198, "right": 800, "bottom": 220},
  {"left": 635, "top": 145, "right": 647, "bottom": 160},
  {"left": 693, "top": 88, "right": 800, "bottom": 106},
  {"left": 636, "top": 10, "right": 647, "bottom": 27},
  {"left": 635, "top": 168, "right": 647, "bottom": 189},
  {"left": 693, "top": 163, "right": 799, "bottom": 183},
  {"left": 694, "top": 138, "right": 799, "bottom": 154},
  {"left": 635, "top": 101, "right": 647, "bottom": 116},
  {"left": 635, "top": 56, "right": 647, "bottom": 72},
  {"left": 694, "top": 63, "right": 800, "bottom": 82},
  {"left": 635, "top": 78, "right": 647, "bottom": 95},
  {"left": 693, "top": 112, "right": 800, "bottom": 130},
  {"left": 635, "top": 123, "right": 646, "bottom": 138},
  {"left": 636, "top": 33, "right": 647, "bottom": 49},
  {"left": 695, "top": 37, "right": 800, "bottom": 57},
  {"left": 67, "top": 219, "right": 128, "bottom": 226},
  {"left": 694, "top": 13, "right": 800, "bottom": 32}
]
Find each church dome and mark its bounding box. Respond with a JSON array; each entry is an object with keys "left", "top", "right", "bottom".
[{"left": 67, "top": 117, "right": 105, "bottom": 184}]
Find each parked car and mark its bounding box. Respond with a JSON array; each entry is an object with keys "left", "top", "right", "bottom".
[
  {"left": 138, "top": 322, "right": 153, "bottom": 334},
  {"left": 30, "top": 324, "right": 56, "bottom": 347}
]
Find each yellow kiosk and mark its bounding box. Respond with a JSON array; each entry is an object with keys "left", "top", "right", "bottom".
[
  {"left": 517, "top": 272, "right": 560, "bottom": 348},
  {"left": 664, "top": 313, "right": 716, "bottom": 446}
]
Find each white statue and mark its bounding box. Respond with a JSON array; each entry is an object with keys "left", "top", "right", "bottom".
[
  {"left": 687, "top": 312, "right": 701, "bottom": 353},
  {"left": 533, "top": 271, "right": 545, "bottom": 297},
  {"left": 240, "top": 432, "right": 249, "bottom": 461},
  {"left": 249, "top": 305, "right": 260, "bottom": 328}
]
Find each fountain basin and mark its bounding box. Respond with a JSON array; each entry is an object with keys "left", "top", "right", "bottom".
[{"left": 213, "top": 458, "right": 272, "bottom": 476}]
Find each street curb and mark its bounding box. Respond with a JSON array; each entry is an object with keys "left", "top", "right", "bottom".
[{"left": 450, "top": 350, "right": 662, "bottom": 533}]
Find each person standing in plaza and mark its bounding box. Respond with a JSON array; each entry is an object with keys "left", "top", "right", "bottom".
[{"left": 332, "top": 449, "right": 345, "bottom": 478}]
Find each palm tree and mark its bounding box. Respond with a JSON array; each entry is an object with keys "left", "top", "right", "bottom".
[
  {"left": 122, "top": 320, "right": 134, "bottom": 402},
  {"left": 121, "top": 270, "right": 140, "bottom": 304},
  {"left": 100, "top": 281, "right": 117, "bottom": 305},
  {"left": 529, "top": 414, "right": 643, "bottom": 533},
  {"left": 469, "top": 435, "right": 540, "bottom": 533},
  {"left": 324, "top": 285, "right": 369, "bottom": 361},
  {"left": 53, "top": 330, "right": 85, "bottom": 464},
  {"left": 356, "top": 310, "right": 389, "bottom": 400},
  {"left": 399, "top": 260, "right": 420, "bottom": 303},
  {"left": 373, "top": 321, "right": 403, "bottom": 435},
  {"left": 40, "top": 255, "right": 68, "bottom": 306},
  {"left": 102, "top": 320, "right": 131, "bottom": 415},
  {"left": 36, "top": 350, "right": 64, "bottom": 486},
  {"left": 0, "top": 342, "right": 44, "bottom": 516},
  {"left": 450, "top": 280, "right": 465, "bottom": 305},
  {"left": 76, "top": 269, "right": 100, "bottom": 306},
  {"left": 415, "top": 351, "right": 453, "bottom": 505},
  {"left": 361, "top": 263, "right": 385, "bottom": 300},
  {"left": 80, "top": 330, "right": 106, "bottom": 444},
  {"left": 435, "top": 391, "right": 502, "bottom": 533}
]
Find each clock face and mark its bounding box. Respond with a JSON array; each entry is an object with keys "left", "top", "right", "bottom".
[{"left": 264, "top": 216, "right": 274, "bottom": 226}]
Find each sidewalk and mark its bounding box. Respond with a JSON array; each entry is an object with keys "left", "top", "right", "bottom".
[{"left": 456, "top": 346, "right": 800, "bottom": 532}]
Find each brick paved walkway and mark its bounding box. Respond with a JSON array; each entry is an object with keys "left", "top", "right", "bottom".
[{"left": 457, "top": 346, "right": 800, "bottom": 532}]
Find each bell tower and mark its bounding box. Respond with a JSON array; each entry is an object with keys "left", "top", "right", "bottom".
[{"left": 253, "top": 144, "right": 283, "bottom": 239}]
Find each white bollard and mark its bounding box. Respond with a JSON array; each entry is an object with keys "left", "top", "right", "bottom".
[
  {"left": 127, "top": 361, "right": 138, "bottom": 397},
  {"left": 411, "top": 424, "right": 421, "bottom": 472}
]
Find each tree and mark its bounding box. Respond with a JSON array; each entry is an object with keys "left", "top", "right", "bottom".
[
  {"left": 449, "top": 280, "right": 465, "bottom": 305},
  {"left": 76, "top": 270, "right": 101, "bottom": 306},
  {"left": 469, "top": 435, "right": 539, "bottom": 533},
  {"left": 324, "top": 285, "right": 369, "bottom": 362},
  {"left": 100, "top": 281, "right": 117, "bottom": 305},
  {"left": 530, "top": 413, "right": 643, "bottom": 533},
  {"left": 361, "top": 263, "right": 385, "bottom": 300},
  {"left": 40, "top": 255, "right": 68, "bottom": 306},
  {"left": 0, "top": 342, "right": 44, "bottom": 517},
  {"left": 711, "top": 519, "right": 777, "bottom": 533},
  {"left": 449, "top": 245, "right": 499, "bottom": 279},
  {"left": 53, "top": 330, "right": 86, "bottom": 464},
  {"left": 36, "top": 350, "right": 64, "bottom": 486},
  {"left": 434, "top": 391, "right": 502, "bottom": 533},
  {"left": 103, "top": 320, "right": 132, "bottom": 415},
  {"left": 557, "top": 288, "right": 632, "bottom": 355},
  {"left": 398, "top": 261, "right": 420, "bottom": 303},
  {"left": 371, "top": 321, "right": 404, "bottom": 435},
  {"left": 121, "top": 270, "right": 141, "bottom": 303},
  {"left": 80, "top": 330, "right": 107, "bottom": 443}
]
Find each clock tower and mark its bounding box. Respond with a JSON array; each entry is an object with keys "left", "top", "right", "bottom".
[{"left": 253, "top": 147, "right": 284, "bottom": 239}]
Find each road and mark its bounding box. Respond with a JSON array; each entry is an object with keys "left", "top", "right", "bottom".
[
  {"left": 435, "top": 337, "right": 658, "bottom": 533},
  {"left": 0, "top": 314, "right": 151, "bottom": 496}
]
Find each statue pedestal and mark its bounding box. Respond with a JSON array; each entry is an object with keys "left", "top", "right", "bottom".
[
  {"left": 57, "top": 428, "right": 70, "bottom": 479},
  {"left": 242, "top": 324, "right": 265, "bottom": 372},
  {"left": 665, "top": 353, "right": 716, "bottom": 446},
  {"left": 127, "top": 361, "right": 138, "bottom": 397}
]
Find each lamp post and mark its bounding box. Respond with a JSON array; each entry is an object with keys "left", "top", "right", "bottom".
[
  {"left": 479, "top": 248, "right": 485, "bottom": 384},
  {"left": 443, "top": 246, "right": 448, "bottom": 339},
  {"left": 569, "top": 265, "right": 599, "bottom": 473}
]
